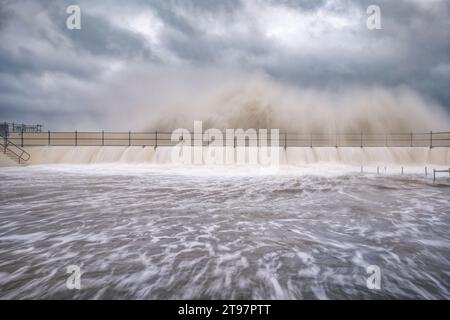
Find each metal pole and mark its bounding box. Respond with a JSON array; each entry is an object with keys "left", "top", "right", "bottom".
[
  {"left": 433, "top": 169, "right": 436, "bottom": 183},
  {"left": 385, "top": 133, "right": 388, "bottom": 147},
  {"left": 425, "top": 167, "right": 427, "bottom": 176},
  {"left": 128, "top": 131, "right": 131, "bottom": 146},
  {"left": 284, "top": 132, "right": 287, "bottom": 150},
  {"left": 21, "top": 128, "right": 23, "bottom": 147},
  {"left": 377, "top": 167, "right": 379, "bottom": 175},
  {"left": 310, "top": 133, "right": 312, "bottom": 148},
  {"left": 410, "top": 132, "right": 413, "bottom": 147},
  {"left": 102, "top": 130, "right": 104, "bottom": 146},
  {"left": 401, "top": 167, "right": 404, "bottom": 175},
  {"left": 75, "top": 130, "right": 77, "bottom": 146},
  {"left": 155, "top": 131, "right": 158, "bottom": 149},
  {"left": 48, "top": 130, "right": 50, "bottom": 145},
  {"left": 430, "top": 131, "right": 433, "bottom": 148},
  {"left": 360, "top": 132, "right": 363, "bottom": 148}
]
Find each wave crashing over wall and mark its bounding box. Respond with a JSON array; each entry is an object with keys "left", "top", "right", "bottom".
[{"left": 145, "top": 77, "right": 450, "bottom": 134}]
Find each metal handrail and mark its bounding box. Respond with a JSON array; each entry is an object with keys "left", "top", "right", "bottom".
[
  {"left": 1, "top": 122, "right": 42, "bottom": 133},
  {"left": 5, "top": 130, "right": 450, "bottom": 148},
  {"left": 433, "top": 168, "right": 450, "bottom": 182},
  {"left": 0, "top": 133, "right": 31, "bottom": 163}
]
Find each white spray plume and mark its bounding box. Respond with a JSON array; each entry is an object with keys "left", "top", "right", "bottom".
[
  {"left": 95, "top": 65, "right": 449, "bottom": 133},
  {"left": 147, "top": 78, "right": 449, "bottom": 133}
]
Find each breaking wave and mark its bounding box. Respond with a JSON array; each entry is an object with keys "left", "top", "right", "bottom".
[{"left": 144, "top": 75, "right": 450, "bottom": 134}]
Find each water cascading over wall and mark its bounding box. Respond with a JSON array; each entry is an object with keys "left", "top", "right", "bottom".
[{"left": 22, "top": 146, "right": 450, "bottom": 166}]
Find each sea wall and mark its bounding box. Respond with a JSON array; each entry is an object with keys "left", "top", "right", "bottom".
[{"left": 20, "top": 146, "right": 450, "bottom": 166}]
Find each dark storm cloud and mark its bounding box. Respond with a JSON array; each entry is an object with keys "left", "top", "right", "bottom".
[
  {"left": 0, "top": 0, "right": 449, "bottom": 129},
  {"left": 154, "top": 0, "right": 450, "bottom": 97}
]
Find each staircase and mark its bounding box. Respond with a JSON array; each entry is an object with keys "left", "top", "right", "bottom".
[{"left": 0, "top": 134, "right": 30, "bottom": 164}]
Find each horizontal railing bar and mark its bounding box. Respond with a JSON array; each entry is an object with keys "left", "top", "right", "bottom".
[
  {"left": 13, "top": 136, "right": 449, "bottom": 139},
  {"left": 17, "top": 131, "right": 450, "bottom": 134},
  {"left": 7, "top": 130, "right": 450, "bottom": 150}
]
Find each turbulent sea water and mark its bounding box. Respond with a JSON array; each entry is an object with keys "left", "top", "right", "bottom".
[{"left": 0, "top": 164, "right": 449, "bottom": 299}]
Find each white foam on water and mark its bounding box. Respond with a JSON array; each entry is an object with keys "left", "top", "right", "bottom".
[{"left": 1, "top": 163, "right": 449, "bottom": 299}]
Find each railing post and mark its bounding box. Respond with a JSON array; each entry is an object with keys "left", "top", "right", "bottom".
[
  {"left": 21, "top": 128, "right": 24, "bottom": 147},
  {"left": 102, "top": 130, "right": 104, "bottom": 146},
  {"left": 284, "top": 132, "right": 287, "bottom": 150},
  {"left": 155, "top": 131, "right": 158, "bottom": 149},
  {"left": 310, "top": 133, "right": 312, "bottom": 148},
  {"left": 75, "top": 130, "right": 77, "bottom": 146},
  {"left": 430, "top": 131, "right": 433, "bottom": 148},
  {"left": 410, "top": 132, "right": 413, "bottom": 147},
  {"left": 360, "top": 132, "right": 363, "bottom": 148},
  {"left": 48, "top": 130, "right": 50, "bottom": 146},
  {"left": 234, "top": 136, "right": 237, "bottom": 148},
  {"left": 385, "top": 133, "right": 388, "bottom": 147},
  {"left": 128, "top": 131, "right": 131, "bottom": 146},
  {"left": 335, "top": 132, "right": 338, "bottom": 148}
]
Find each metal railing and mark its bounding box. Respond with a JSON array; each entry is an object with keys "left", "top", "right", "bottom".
[
  {"left": 433, "top": 168, "right": 450, "bottom": 182},
  {"left": 1, "top": 122, "right": 43, "bottom": 134},
  {"left": 4, "top": 131, "right": 450, "bottom": 148},
  {"left": 0, "top": 133, "right": 31, "bottom": 163}
]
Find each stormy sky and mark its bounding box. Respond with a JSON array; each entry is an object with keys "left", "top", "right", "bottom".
[{"left": 0, "top": 0, "right": 449, "bottom": 130}]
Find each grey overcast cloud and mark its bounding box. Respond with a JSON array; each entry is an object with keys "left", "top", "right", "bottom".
[{"left": 0, "top": 0, "right": 450, "bottom": 130}]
